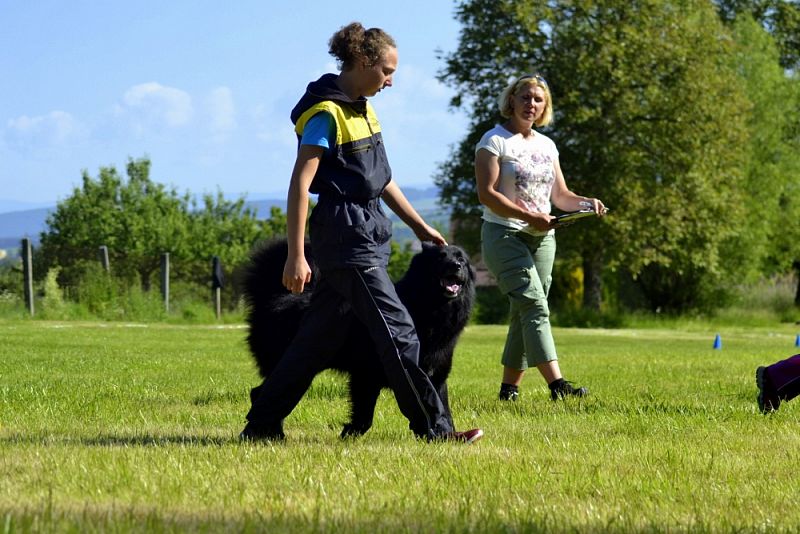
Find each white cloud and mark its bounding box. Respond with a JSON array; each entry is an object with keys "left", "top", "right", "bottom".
[
  {"left": 116, "top": 82, "right": 193, "bottom": 133},
  {"left": 253, "top": 103, "right": 295, "bottom": 148},
  {"left": 393, "top": 64, "right": 450, "bottom": 100},
  {"left": 6, "top": 111, "right": 85, "bottom": 146},
  {"left": 206, "top": 86, "right": 236, "bottom": 142}
]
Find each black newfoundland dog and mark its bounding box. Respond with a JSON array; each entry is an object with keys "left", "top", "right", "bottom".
[{"left": 242, "top": 239, "right": 475, "bottom": 437}]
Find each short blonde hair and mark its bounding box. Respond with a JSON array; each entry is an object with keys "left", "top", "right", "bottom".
[{"left": 498, "top": 74, "right": 553, "bottom": 127}]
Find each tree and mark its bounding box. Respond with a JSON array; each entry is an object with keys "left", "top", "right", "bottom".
[
  {"left": 38, "top": 158, "right": 271, "bottom": 294},
  {"left": 724, "top": 16, "right": 800, "bottom": 280},
  {"left": 181, "top": 191, "right": 264, "bottom": 287},
  {"left": 715, "top": 0, "right": 800, "bottom": 70},
  {"left": 438, "top": 0, "right": 753, "bottom": 312},
  {"left": 39, "top": 158, "right": 190, "bottom": 289}
]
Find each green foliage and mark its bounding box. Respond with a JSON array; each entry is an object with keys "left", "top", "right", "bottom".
[
  {"left": 472, "top": 285, "right": 509, "bottom": 324},
  {"left": 715, "top": 0, "right": 800, "bottom": 70},
  {"left": 67, "top": 261, "right": 165, "bottom": 321},
  {"left": 38, "top": 158, "right": 189, "bottom": 290},
  {"left": 35, "top": 157, "right": 292, "bottom": 315},
  {"left": 439, "top": 0, "right": 798, "bottom": 312},
  {"left": 39, "top": 268, "right": 67, "bottom": 319},
  {"left": 720, "top": 15, "right": 800, "bottom": 282},
  {"left": 387, "top": 240, "right": 415, "bottom": 282},
  {"left": 0, "top": 262, "right": 20, "bottom": 297}
]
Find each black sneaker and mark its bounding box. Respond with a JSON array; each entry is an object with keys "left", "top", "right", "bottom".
[
  {"left": 550, "top": 380, "right": 588, "bottom": 401},
  {"left": 239, "top": 422, "right": 285, "bottom": 442},
  {"left": 498, "top": 385, "right": 519, "bottom": 401},
  {"left": 499, "top": 390, "right": 519, "bottom": 401},
  {"left": 756, "top": 366, "right": 781, "bottom": 414}
]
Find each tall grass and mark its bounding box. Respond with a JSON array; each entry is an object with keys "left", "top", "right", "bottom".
[{"left": 1, "top": 320, "right": 799, "bottom": 531}]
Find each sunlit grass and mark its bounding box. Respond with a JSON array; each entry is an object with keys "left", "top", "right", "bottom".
[{"left": 1, "top": 320, "right": 798, "bottom": 532}]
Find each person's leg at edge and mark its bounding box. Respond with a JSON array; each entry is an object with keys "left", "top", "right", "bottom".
[{"left": 757, "top": 353, "right": 800, "bottom": 413}]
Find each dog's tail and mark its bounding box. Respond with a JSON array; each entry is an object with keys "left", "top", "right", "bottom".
[{"left": 241, "top": 238, "right": 316, "bottom": 379}]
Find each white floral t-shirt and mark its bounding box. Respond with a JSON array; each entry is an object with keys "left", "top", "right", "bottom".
[{"left": 475, "top": 124, "right": 559, "bottom": 235}]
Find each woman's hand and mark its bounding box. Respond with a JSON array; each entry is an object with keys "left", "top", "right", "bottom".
[
  {"left": 526, "top": 212, "right": 555, "bottom": 231},
  {"left": 414, "top": 223, "right": 448, "bottom": 246},
  {"left": 582, "top": 197, "right": 608, "bottom": 216},
  {"left": 282, "top": 254, "right": 312, "bottom": 294}
]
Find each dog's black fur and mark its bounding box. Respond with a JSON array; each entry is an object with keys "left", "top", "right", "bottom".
[{"left": 242, "top": 239, "right": 475, "bottom": 437}]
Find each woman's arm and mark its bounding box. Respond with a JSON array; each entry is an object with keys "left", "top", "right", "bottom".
[
  {"left": 381, "top": 180, "right": 447, "bottom": 245},
  {"left": 475, "top": 148, "right": 554, "bottom": 231},
  {"left": 283, "top": 144, "right": 323, "bottom": 294},
  {"left": 550, "top": 158, "right": 606, "bottom": 215}
]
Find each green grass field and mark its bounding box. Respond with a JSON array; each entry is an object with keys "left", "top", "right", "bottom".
[{"left": 1, "top": 319, "right": 799, "bottom": 532}]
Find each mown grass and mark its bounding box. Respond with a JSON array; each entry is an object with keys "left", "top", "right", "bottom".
[{"left": 1, "top": 319, "right": 799, "bottom": 532}]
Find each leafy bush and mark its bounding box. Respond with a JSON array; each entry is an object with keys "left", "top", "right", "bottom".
[{"left": 472, "top": 286, "right": 508, "bottom": 325}]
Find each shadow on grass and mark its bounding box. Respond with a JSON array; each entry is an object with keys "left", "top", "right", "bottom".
[
  {"left": 0, "top": 505, "right": 561, "bottom": 534},
  {"left": 0, "top": 433, "right": 242, "bottom": 447},
  {"left": 470, "top": 395, "right": 756, "bottom": 418}
]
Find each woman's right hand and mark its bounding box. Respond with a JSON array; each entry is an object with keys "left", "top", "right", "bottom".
[
  {"left": 526, "top": 212, "right": 555, "bottom": 231},
  {"left": 282, "top": 255, "right": 312, "bottom": 294}
]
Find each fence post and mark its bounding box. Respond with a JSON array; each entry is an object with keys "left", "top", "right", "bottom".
[
  {"left": 160, "top": 253, "right": 170, "bottom": 313},
  {"left": 212, "top": 256, "right": 224, "bottom": 320},
  {"left": 98, "top": 245, "right": 110, "bottom": 272},
  {"left": 22, "top": 238, "right": 34, "bottom": 316}
]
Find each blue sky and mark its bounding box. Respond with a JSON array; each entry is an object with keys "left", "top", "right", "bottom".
[{"left": 0, "top": 1, "right": 468, "bottom": 210}]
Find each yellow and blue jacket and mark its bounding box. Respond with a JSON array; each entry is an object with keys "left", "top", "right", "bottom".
[
  {"left": 290, "top": 73, "right": 392, "bottom": 202},
  {"left": 290, "top": 74, "right": 394, "bottom": 269}
]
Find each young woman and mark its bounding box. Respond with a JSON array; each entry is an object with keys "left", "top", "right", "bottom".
[
  {"left": 474, "top": 74, "right": 606, "bottom": 402},
  {"left": 241, "top": 22, "right": 482, "bottom": 444}
]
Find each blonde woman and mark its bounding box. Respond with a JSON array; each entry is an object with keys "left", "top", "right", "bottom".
[{"left": 474, "top": 74, "right": 606, "bottom": 402}]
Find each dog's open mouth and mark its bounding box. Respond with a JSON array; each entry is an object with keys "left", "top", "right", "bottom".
[{"left": 441, "top": 277, "right": 463, "bottom": 298}]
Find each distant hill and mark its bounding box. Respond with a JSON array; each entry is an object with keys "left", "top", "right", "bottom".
[
  {"left": 0, "top": 186, "right": 449, "bottom": 247},
  {"left": 0, "top": 208, "right": 52, "bottom": 244},
  {"left": 244, "top": 187, "right": 450, "bottom": 244}
]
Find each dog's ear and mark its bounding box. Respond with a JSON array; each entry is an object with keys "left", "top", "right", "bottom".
[{"left": 421, "top": 241, "right": 438, "bottom": 251}]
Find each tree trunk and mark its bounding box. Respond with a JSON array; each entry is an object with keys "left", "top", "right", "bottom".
[
  {"left": 582, "top": 248, "right": 603, "bottom": 311},
  {"left": 140, "top": 268, "right": 153, "bottom": 292},
  {"left": 794, "top": 261, "right": 800, "bottom": 306}
]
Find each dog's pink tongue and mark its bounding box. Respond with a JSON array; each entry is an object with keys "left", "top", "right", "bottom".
[{"left": 447, "top": 283, "right": 461, "bottom": 293}]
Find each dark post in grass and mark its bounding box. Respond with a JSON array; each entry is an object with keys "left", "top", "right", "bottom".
[
  {"left": 160, "top": 253, "right": 170, "bottom": 313},
  {"left": 22, "top": 238, "right": 34, "bottom": 316},
  {"left": 98, "top": 245, "right": 110, "bottom": 272},
  {"left": 212, "top": 256, "right": 224, "bottom": 320}
]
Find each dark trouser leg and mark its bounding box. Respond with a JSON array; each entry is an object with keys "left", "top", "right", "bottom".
[
  {"left": 325, "top": 266, "right": 453, "bottom": 438},
  {"left": 246, "top": 278, "right": 352, "bottom": 427},
  {"left": 766, "top": 353, "right": 800, "bottom": 402}
]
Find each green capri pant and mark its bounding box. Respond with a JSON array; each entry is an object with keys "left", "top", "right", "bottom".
[{"left": 481, "top": 221, "right": 557, "bottom": 369}]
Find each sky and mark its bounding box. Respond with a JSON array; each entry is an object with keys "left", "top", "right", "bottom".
[{"left": 0, "top": 1, "right": 469, "bottom": 211}]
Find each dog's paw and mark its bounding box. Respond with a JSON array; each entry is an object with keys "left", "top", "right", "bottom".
[{"left": 340, "top": 423, "right": 369, "bottom": 439}]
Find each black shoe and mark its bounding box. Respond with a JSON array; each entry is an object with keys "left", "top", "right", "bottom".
[
  {"left": 433, "top": 428, "right": 484, "bottom": 444},
  {"left": 550, "top": 379, "right": 588, "bottom": 401},
  {"left": 499, "top": 390, "right": 519, "bottom": 401},
  {"left": 239, "top": 422, "right": 285, "bottom": 442},
  {"left": 756, "top": 366, "right": 781, "bottom": 414},
  {"left": 498, "top": 384, "right": 519, "bottom": 401}
]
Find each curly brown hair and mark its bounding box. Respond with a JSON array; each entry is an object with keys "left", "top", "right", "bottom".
[{"left": 328, "top": 22, "right": 396, "bottom": 70}]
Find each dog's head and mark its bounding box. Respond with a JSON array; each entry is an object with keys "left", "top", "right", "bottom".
[{"left": 408, "top": 243, "right": 475, "bottom": 300}]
